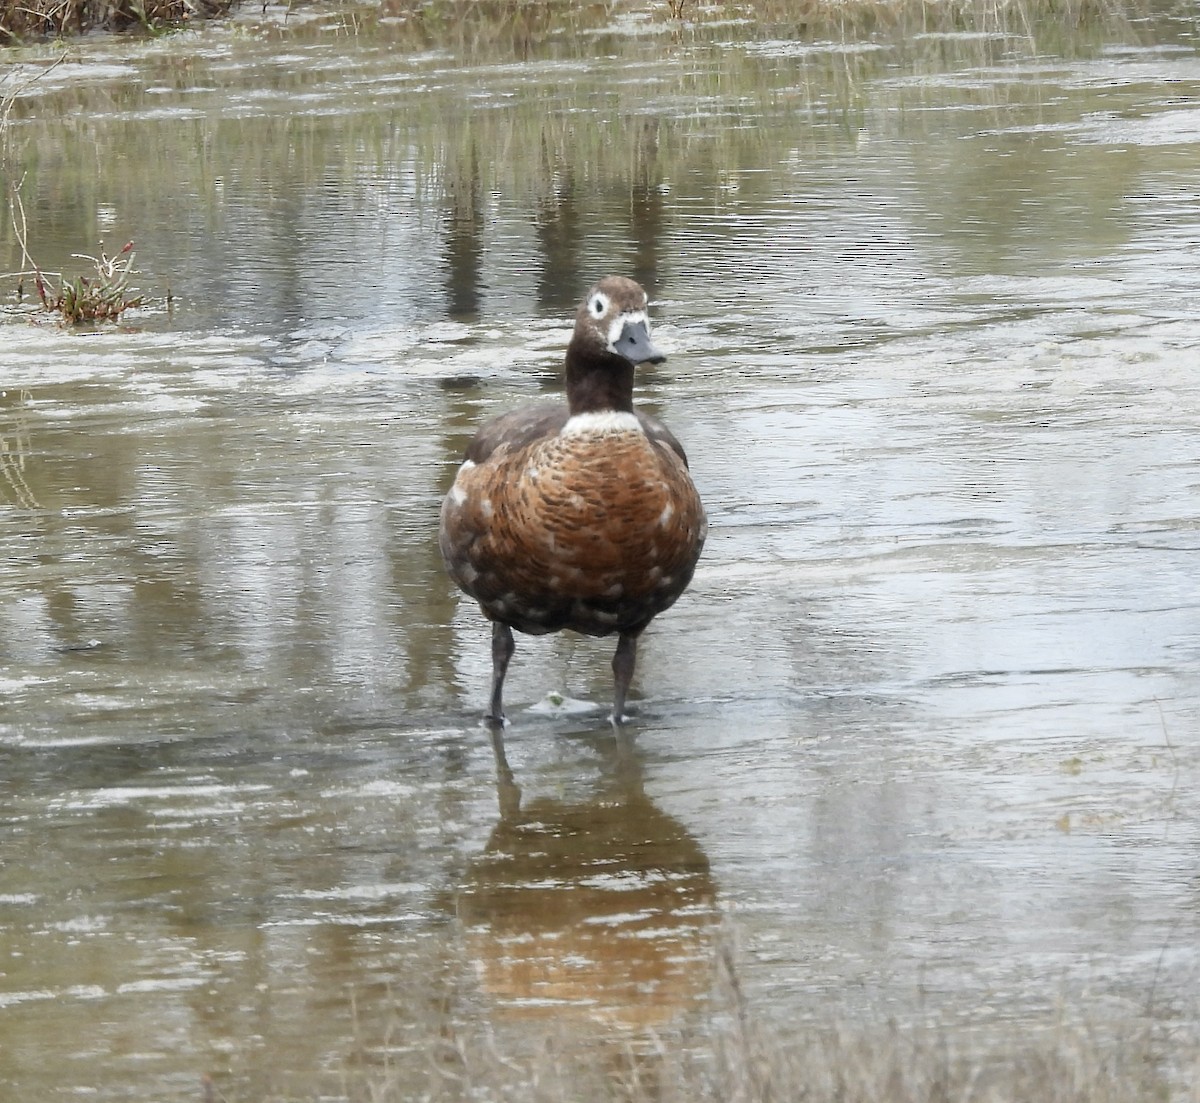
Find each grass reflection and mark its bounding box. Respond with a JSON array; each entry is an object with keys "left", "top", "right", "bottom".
[{"left": 2, "top": 0, "right": 1181, "bottom": 328}]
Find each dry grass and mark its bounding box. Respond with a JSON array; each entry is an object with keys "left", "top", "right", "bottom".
[{"left": 0, "top": 0, "right": 232, "bottom": 43}]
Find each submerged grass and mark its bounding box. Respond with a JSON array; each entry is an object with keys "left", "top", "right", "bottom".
[
  {"left": 224, "top": 943, "right": 1199, "bottom": 1103},
  {"left": 393, "top": 953, "right": 1197, "bottom": 1103},
  {"left": 400, "top": 1016, "right": 1197, "bottom": 1103}
]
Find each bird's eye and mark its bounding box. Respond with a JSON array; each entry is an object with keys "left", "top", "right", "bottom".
[{"left": 589, "top": 293, "right": 608, "bottom": 317}]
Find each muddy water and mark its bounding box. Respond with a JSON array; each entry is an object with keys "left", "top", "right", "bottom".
[{"left": 2, "top": 2, "right": 1200, "bottom": 1099}]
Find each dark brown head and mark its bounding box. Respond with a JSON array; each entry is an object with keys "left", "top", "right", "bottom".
[
  {"left": 566, "top": 277, "right": 665, "bottom": 415},
  {"left": 573, "top": 276, "right": 665, "bottom": 367}
]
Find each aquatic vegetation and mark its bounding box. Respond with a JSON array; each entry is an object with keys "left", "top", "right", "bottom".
[
  {"left": 8, "top": 188, "right": 145, "bottom": 324},
  {"left": 27, "top": 242, "right": 145, "bottom": 323}
]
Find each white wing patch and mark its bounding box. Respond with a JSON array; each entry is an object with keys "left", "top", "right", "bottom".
[{"left": 449, "top": 460, "right": 476, "bottom": 506}]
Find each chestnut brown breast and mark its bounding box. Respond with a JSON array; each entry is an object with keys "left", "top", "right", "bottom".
[{"left": 439, "top": 410, "right": 706, "bottom": 638}]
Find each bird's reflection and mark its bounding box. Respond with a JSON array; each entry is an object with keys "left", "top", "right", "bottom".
[{"left": 457, "top": 727, "right": 718, "bottom": 1031}]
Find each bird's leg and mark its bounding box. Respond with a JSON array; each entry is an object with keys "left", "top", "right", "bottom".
[
  {"left": 611, "top": 630, "right": 638, "bottom": 724},
  {"left": 488, "top": 621, "right": 515, "bottom": 724}
]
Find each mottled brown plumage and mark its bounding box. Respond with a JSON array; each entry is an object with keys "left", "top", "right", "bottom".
[{"left": 439, "top": 276, "right": 706, "bottom": 723}]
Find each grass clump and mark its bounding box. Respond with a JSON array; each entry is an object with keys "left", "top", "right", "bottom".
[
  {"left": 27, "top": 241, "right": 145, "bottom": 323},
  {"left": 7, "top": 187, "right": 146, "bottom": 324}
]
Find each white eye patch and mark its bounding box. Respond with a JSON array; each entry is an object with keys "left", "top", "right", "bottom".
[{"left": 588, "top": 291, "right": 610, "bottom": 318}]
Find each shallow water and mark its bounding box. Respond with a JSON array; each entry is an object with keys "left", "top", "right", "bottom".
[{"left": 2, "top": 1, "right": 1200, "bottom": 1098}]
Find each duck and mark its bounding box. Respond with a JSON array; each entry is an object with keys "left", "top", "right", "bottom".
[{"left": 439, "top": 276, "right": 706, "bottom": 724}]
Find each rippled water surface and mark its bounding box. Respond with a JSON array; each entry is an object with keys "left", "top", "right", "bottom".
[{"left": 2, "top": 2, "right": 1200, "bottom": 1099}]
